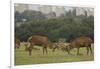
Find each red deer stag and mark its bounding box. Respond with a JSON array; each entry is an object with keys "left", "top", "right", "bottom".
[
  {"left": 25, "top": 35, "right": 52, "bottom": 56},
  {"left": 69, "top": 36, "right": 93, "bottom": 55}
]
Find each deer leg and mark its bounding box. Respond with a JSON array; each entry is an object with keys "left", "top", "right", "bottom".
[
  {"left": 45, "top": 47, "right": 48, "bottom": 54},
  {"left": 28, "top": 47, "right": 33, "bottom": 56},
  {"left": 52, "top": 48, "right": 55, "bottom": 52},
  {"left": 66, "top": 47, "right": 70, "bottom": 54},
  {"left": 89, "top": 46, "right": 93, "bottom": 55},
  {"left": 43, "top": 47, "right": 45, "bottom": 55},
  {"left": 86, "top": 47, "right": 89, "bottom": 55},
  {"left": 77, "top": 48, "right": 80, "bottom": 55},
  {"left": 52, "top": 47, "right": 56, "bottom": 52},
  {"left": 29, "top": 50, "right": 32, "bottom": 56}
]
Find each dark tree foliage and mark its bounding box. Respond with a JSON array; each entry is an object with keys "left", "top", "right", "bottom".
[{"left": 15, "top": 10, "right": 94, "bottom": 42}]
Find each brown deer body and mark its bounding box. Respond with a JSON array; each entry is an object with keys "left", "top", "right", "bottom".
[
  {"left": 26, "top": 35, "right": 52, "bottom": 56},
  {"left": 70, "top": 36, "right": 93, "bottom": 55}
]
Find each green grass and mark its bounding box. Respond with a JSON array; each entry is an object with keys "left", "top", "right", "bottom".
[{"left": 15, "top": 43, "right": 94, "bottom": 65}]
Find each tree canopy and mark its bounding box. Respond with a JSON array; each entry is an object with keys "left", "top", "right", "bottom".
[{"left": 15, "top": 9, "right": 94, "bottom": 42}]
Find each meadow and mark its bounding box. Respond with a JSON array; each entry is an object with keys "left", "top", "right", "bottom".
[{"left": 15, "top": 43, "right": 94, "bottom": 65}]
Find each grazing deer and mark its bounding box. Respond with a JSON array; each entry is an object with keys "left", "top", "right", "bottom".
[
  {"left": 52, "top": 42, "right": 70, "bottom": 54},
  {"left": 69, "top": 36, "right": 93, "bottom": 55},
  {"left": 25, "top": 35, "right": 53, "bottom": 56}
]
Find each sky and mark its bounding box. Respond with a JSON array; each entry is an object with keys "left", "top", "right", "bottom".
[{"left": 14, "top": 3, "right": 94, "bottom": 16}]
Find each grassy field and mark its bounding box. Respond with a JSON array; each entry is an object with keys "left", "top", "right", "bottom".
[{"left": 15, "top": 43, "right": 94, "bottom": 65}]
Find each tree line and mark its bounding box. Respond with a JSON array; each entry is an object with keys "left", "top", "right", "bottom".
[{"left": 15, "top": 9, "right": 94, "bottom": 42}]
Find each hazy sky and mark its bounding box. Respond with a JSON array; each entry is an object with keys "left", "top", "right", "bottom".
[
  {"left": 28, "top": 4, "right": 40, "bottom": 11},
  {"left": 15, "top": 3, "right": 76, "bottom": 12},
  {"left": 15, "top": 3, "right": 94, "bottom": 16}
]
